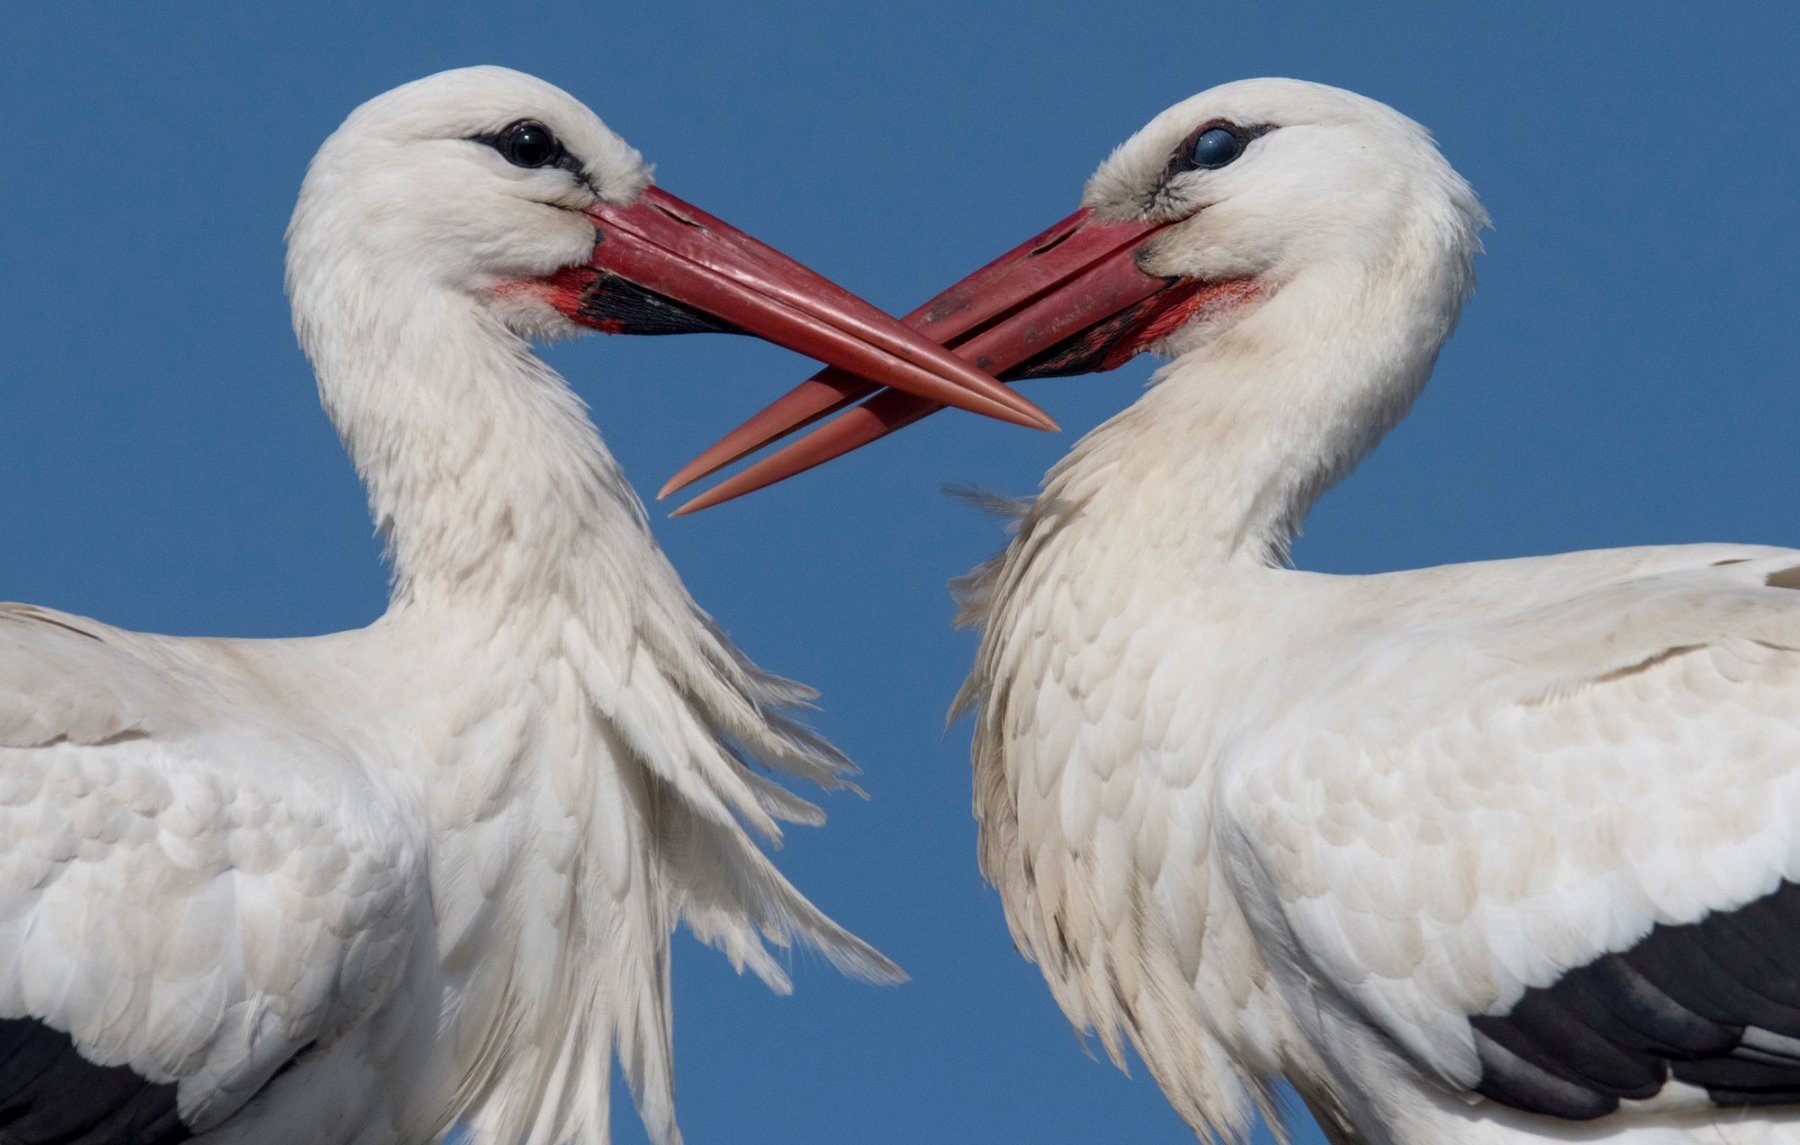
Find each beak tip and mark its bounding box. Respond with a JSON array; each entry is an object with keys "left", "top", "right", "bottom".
[{"left": 658, "top": 464, "right": 710, "bottom": 500}]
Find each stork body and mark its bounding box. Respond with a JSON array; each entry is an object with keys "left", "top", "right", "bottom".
[
  {"left": 961, "top": 505, "right": 1800, "bottom": 1144},
  {"left": 914, "top": 81, "right": 1800, "bottom": 1143},
  {"left": 0, "top": 418, "right": 872, "bottom": 1145},
  {"left": 0, "top": 65, "right": 1074, "bottom": 1145}
]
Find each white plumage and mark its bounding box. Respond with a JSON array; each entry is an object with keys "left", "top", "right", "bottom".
[
  {"left": 898, "top": 80, "right": 1800, "bottom": 1143},
  {"left": 0, "top": 66, "right": 959, "bottom": 1145}
]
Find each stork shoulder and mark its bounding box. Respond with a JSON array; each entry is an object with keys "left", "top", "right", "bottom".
[
  {"left": 1218, "top": 542, "right": 1800, "bottom": 1121},
  {"left": 0, "top": 603, "right": 425, "bottom": 1133}
]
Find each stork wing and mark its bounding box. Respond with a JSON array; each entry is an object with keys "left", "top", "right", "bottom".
[
  {"left": 0, "top": 604, "right": 423, "bottom": 1139},
  {"left": 1229, "top": 547, "right": 1800, "bottom": 1120}
]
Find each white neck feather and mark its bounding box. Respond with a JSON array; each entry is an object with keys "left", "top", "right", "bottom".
[
  {"left": 293, "top": 269, "right": 645, "bottom": 611},
  {"left": 1045, "top": 229, "right": 1475, "bottom": 570},
  {"left": 288, "top": 210, "right": 896, "bottom": 1145}
]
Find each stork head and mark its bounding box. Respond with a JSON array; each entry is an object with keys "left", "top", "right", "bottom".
[
  {"left": 1080, "top": 79, "right": 1485, "bottom": 331},
  {"left": 664, "top": 78, "right": 1489, "bottom": 512},
  {"left": 285, "top": 66, "right": 1051, "bottom": 432}
]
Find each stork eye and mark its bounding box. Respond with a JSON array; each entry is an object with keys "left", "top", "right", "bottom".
[
  {"left": 1188, "top": 126, "right": 1246, "bottom": 170},
  {"left": 494, "top": 120, "right": 561, "bottom": 169}
]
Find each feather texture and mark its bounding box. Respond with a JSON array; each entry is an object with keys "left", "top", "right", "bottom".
[
  {"left": 0, "top": 67, "right": 899, "bottom": 1145},
  {"left": 956, "top": 79, "right": 1800, "bottom": 1144}
]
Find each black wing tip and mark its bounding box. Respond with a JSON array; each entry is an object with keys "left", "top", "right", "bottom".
[
  {"left": 0, "top": 1018, "right": 192, "bottom": 1145},
  {"left": 1472, "top": 880, "right": 1800, "bottom": 1120}
]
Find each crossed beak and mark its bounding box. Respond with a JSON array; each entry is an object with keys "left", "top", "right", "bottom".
[
  {"left": 657, "top": 205, "right": 1241, "bottom": 514},
  {"left": 539, "top": 186, "right": 1057, "bottom": 436}
]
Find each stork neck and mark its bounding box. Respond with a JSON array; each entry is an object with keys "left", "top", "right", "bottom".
[
  {"left": 302, "top": 284, "right": 642, "bottom": 610},
  {"left": 1049, "top": 256, "right": 1464, "bottom": 569}
]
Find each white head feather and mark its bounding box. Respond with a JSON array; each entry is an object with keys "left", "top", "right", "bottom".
[{"left": 1056, "top": 79, "right": 1491, "bottom": 562}]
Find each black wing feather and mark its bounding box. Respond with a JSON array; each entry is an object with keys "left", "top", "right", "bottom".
[
  {"left": 1469, "top": 880, "right": 1800, "bottom": 1119},
  {"left": 0, "top": 1020, "right": 189, "bottom": 1145}
]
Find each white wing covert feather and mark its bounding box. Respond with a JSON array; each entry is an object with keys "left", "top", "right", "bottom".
[
  {"left": 0, "top": 604, "right": 424, "bottom": 1131},
  {"left": 1225, "top": 547, "right": 1800, "bottom": 1122}
]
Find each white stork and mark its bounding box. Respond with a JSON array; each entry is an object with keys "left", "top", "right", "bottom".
[
  {"left": 668, "top": 80, "right": 1800, "bottom": 1143},
  {"left": 0, "top": 66, "right": 1059, "bottom": 1145}
]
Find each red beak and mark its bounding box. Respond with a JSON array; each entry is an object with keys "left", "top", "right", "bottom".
[
  {"left": 661, "top": 206, "right": 1248, "bottom": 515},
  {"left": 541, "top": 186, "right": 1056, "bottom": 434}
]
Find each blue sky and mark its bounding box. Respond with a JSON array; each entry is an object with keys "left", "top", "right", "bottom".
[{"left": 2, "top": 4, "right": 1798, "bottom": 1143}]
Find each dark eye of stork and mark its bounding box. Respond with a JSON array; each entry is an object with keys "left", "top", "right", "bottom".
[
  {"left": 492, "top": 120, "right": 562, "bottom": 169},
  {"left": 1185, "top": 126, "right": 1247, "bottom": 171}
]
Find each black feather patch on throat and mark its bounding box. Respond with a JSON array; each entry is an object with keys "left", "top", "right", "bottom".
[{"left": 572, "top": 271, "right": 745, "bottom": 337}]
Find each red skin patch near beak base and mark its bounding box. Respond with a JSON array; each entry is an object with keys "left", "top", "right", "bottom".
[
  {"left": 1101, "top": 278, "right": 1264, "bottom": 370},
  {"left": 493, "top": 269, "right": 635, "bottom": 335}
]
